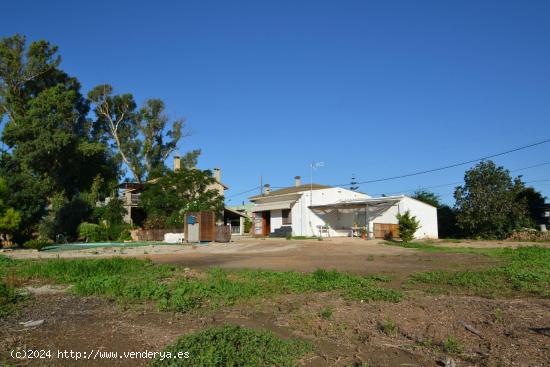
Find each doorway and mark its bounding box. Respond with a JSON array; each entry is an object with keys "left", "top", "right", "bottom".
[{"left": 262, "top": 211, "right": 271, "bottom": 236}]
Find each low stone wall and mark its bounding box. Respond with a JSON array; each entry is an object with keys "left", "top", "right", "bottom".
[
  {"left": 507, "top": 230, "right": 550, "bottom": 242},
  {"left": 130, "top": 229, "right": 184, "bottom": 242}
]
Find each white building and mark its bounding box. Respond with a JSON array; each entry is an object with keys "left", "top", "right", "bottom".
[{"left": 249, "top": 176, "right": 438, "bottom": 239}]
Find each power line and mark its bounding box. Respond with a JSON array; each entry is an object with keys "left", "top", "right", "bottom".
[
  {"left": 431, "top": 178, "right": 550, "bottom": 198},
  {"left": 333, "top": 137, "right": 550, "bottom": 187},
  {"left": 225, "top": 186, "right": 260, "bottom": 200},
  {"left": 376, "top": 161, "right": 550, "bottom": 196}
]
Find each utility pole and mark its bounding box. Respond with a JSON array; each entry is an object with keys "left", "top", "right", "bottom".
[{"left": 309, "top": 162, "right": 324, "bottom": 207}]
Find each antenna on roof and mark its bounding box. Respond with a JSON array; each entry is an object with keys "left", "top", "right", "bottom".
[{"left": 350, "top": 174, "right": 359, "bottom": 191}]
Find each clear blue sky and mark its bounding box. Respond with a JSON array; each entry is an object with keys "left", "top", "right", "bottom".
[{"left": 2, "top": 0, "right": 549, "bottom": 204}]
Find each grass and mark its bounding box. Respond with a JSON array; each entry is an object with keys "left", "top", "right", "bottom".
[
  {"left": 0, "top": 281, "right": 19, "bottom": 317},
  {"left": 409, "top": 246, "right": 550, "bottom": 298},
  {"left": 0, "top": 256, "right": 402, "bottom": 312},
  {"left": 379, "top": 319, "right": 397, "bottom": 336},
  {"left": 150, "top": 325, "right": 311, "bottom": 366},
  {"left": 442, "top": 336, "right": 463, "bottom": 354},
  {"left": 319, "top": 306, "right": 333, "bottom": 319},
  {"left": 382, "top": 240, "right": 509, "bottom": 256}
]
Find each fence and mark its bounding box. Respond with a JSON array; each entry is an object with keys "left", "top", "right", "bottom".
[{"left": 130, "top": 228, "right": 184, "bottom": 242}]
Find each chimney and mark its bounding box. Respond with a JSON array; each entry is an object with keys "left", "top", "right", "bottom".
[
  {"left": 213, "top": 167, "right": 221, "bottom": 182},
  {"left": 294, "top": 176, "right": 301, "bottom": 187},
  {"left": 263, "top": 184, "right": 270, "bottom": 195},
  {"left": 173, "top": 155, "right": 181, "bottom": 171}
]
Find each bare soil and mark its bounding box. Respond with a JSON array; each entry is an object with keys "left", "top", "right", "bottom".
[{"left": 2, "top": 290, "right": 549, "bottom": 366}]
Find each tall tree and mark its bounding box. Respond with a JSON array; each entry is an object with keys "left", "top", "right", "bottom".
[
  {"left": 139, "top": 167, "right": 224, "bottom": 229},
  {"left": 516, "top": 187, "right": 546, "bottom": 226},
  {"left": 0, "top": 34, "right": 119, "bottom": 240},
  {"left": 0, "top": 34, "right": 61, "bottom": 123},
  {"left": 412, "top": 189, "right": 460, "bottom": 238},
  {"left": 412, "top": 189, "right": 441, "bottom": 208},
  {"left": 88, "top": 85, "right": 185, "bottom": 183},
  {"left": 454, "top": 160, "right": 529, "bottom": 239},
  {"left": 0, "top": 177, "right": 21, "bottom": 242}
]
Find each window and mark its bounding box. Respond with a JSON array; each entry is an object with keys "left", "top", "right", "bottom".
[{"left": 282, "top": 209, "right": 292, "bottom": 225}]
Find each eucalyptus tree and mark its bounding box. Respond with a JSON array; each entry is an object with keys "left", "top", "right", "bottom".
[{"left": 88, "top": 85, "right": 186, "bottom": 182}]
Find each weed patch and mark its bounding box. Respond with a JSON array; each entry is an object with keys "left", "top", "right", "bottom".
[
  {"left": 442, "top": 336, "right": 463, "bottom": 354},
  {"left": 319, "top": 306, "right": 333, "bottom": 319},
  {"left": 410, "top": 246, "right": 550, "bottom": 298},
  {"left": 150, "top": 325, "right": 311, "bottom": 366},
  {"left": 379, "top": 319, "right": 397, "bottom": 336},
  {"left": 0, "top": 257, "right": 402, "bottom": 312}
]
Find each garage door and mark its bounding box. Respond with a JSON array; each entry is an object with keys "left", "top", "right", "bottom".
[{"left": 373, "top": 223, "right": 400, "bottom": 239}]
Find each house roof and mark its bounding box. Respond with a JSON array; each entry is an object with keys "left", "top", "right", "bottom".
[{"left": 249, "top": 184, "right": 331, "bottom": 201}]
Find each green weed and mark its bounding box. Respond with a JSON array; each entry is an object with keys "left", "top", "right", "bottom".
[
  {"left": 0, "top": 257, "right": 402, "bottom": 312},
  {"left": 379, "top": 319, "right": 397, "bottom": 336},
  {"left": 150, "top": 325, "right": 311, "bottom": 367},
  {"left": 442, "top": 336, "right": 463, "bottom": 354},
  {"left": 409, "top": 246, "right": 550, "bottom": 298},
  {"left": 319, "top": 306, "right": 333, "bottom": 319}
]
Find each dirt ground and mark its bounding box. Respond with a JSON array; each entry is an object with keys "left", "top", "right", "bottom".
[
  {"left": 5, "top": 237, "right": 540, "bottom": 276},
  {"left": 2, "top": 238, "right": 549, "bottom": 366}
]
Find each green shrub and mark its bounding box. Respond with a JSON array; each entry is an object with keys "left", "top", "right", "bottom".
[
  {"left": 442, "top": 336, "right": 463, "bottom": 354},
  {"left": 379, "top": 319, "right": 397, "bottom": 336},
  {"left": 319, "top": 306, "right": 333, "bottom": 319},
  {"left": 396, "top": 210, "right": 420, "bottom": 243},
  {"left": 0, "top": 281, "right": 18, "bottom": 316},
  {"left": 22, "top": 239, "right": 50, "bottom": 251},
  {"left": 77, "top": 222, "right": 107, "bottom": 242},
  {"left": 151, "top": 325, "right": 311, "bottom": 367},
  {"left": 244, "top": 217, "right": 252, "bottom": 233},
  {"left": 105, "top": 223, "right": 132, "bottom": 241},
  {"left": 94, "top": 198, "right": 126, "bottom": 226}
]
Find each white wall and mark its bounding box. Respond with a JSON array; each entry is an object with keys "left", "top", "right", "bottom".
[
  {"left": 270, "top": 209, "right": 283, "bottom": 231},
  {"left": 399, "top": 197, "right": 438, "bottom": 239},
  {"left": 290, "top": 188, "right": 370, "bottom": 237},
  {"left": 256, "top": 188, "right": 438, "bottom": 239}
]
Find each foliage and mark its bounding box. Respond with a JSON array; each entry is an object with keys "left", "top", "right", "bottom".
[
  {"left": 409, "top": 246, "right": 550, "bottom": 298},
  {"left": 379, "top": 319, "right": 397, "bottom": 336},
  {"left": 107, "top": 223, "right": 132, "bottom": 241},
  {"left": 78, "top": 222, "right": 108, "bottom": 242},
  {"left": 454, "top": 161, "right": 530, "bottom": 239},
  {"left": 1, "top": 256, "right": 402, "bottom": 312},
  {"left": 515, "top": 187, "right": 546, "bottom": 227},
  {"left": 39, "top": 196, "right": 93, "bottom": 240},
  {"left": 0, "top": 35, "right": 118, "bottom": 199},
  {"left": 94, "top": 197, "right": 126, "bottom": 225},
  {"left": 319, "top": 306, "right": 333, "bottom": 319},
  {"left": 139, "top": 167, "right": 224, "bottom": 229},
  {"left": 22, "top": 238, "right": 50, "bottom": 251},
  {"left": 0, "top": 156, "right": 48, "bottom": 241},
  {"left": 442, "top": 336, "right": 463, "bottom": 354},
  {"left": 150, "top": 325, "right": 312, "bottom": 367},
  {"left": 396, "top": 210, "right": 419, "bottom": 243},
  {"left": 437, "top": 205, "right": 461, "bottom": 239},
  {"left": 412, "top": 189, "right": 441, "bottom": 208},
  {"left": 0, "top": 177, "right": 21, "bottom": 240},
  {"left": 243, "top": 217, "right": 252, "bottom": 233},
  {"left": 0, "top": 281, "right": 19, "bottom": 316},
  {"left": 88, "top": 85, "right": 185, "bottom": 183},
  {"left": 0, "top": 34, "right": 119, "bottom": 240}
]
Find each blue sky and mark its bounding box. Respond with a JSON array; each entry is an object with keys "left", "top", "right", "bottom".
[{"left": 2, "top": 0, "right": 549, "bottom": 204}]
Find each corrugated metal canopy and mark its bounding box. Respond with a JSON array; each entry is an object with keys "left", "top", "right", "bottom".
[
  {"left": 252, "top": 200, "right": 297, "bottom": 212},
  {"left": 309, "top": 197, "right": 402, "bottom": 216}
]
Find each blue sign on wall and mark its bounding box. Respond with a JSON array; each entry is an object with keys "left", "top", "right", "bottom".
[{"left": 187, "top": 215, "right": 197, "bottom": 225}]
